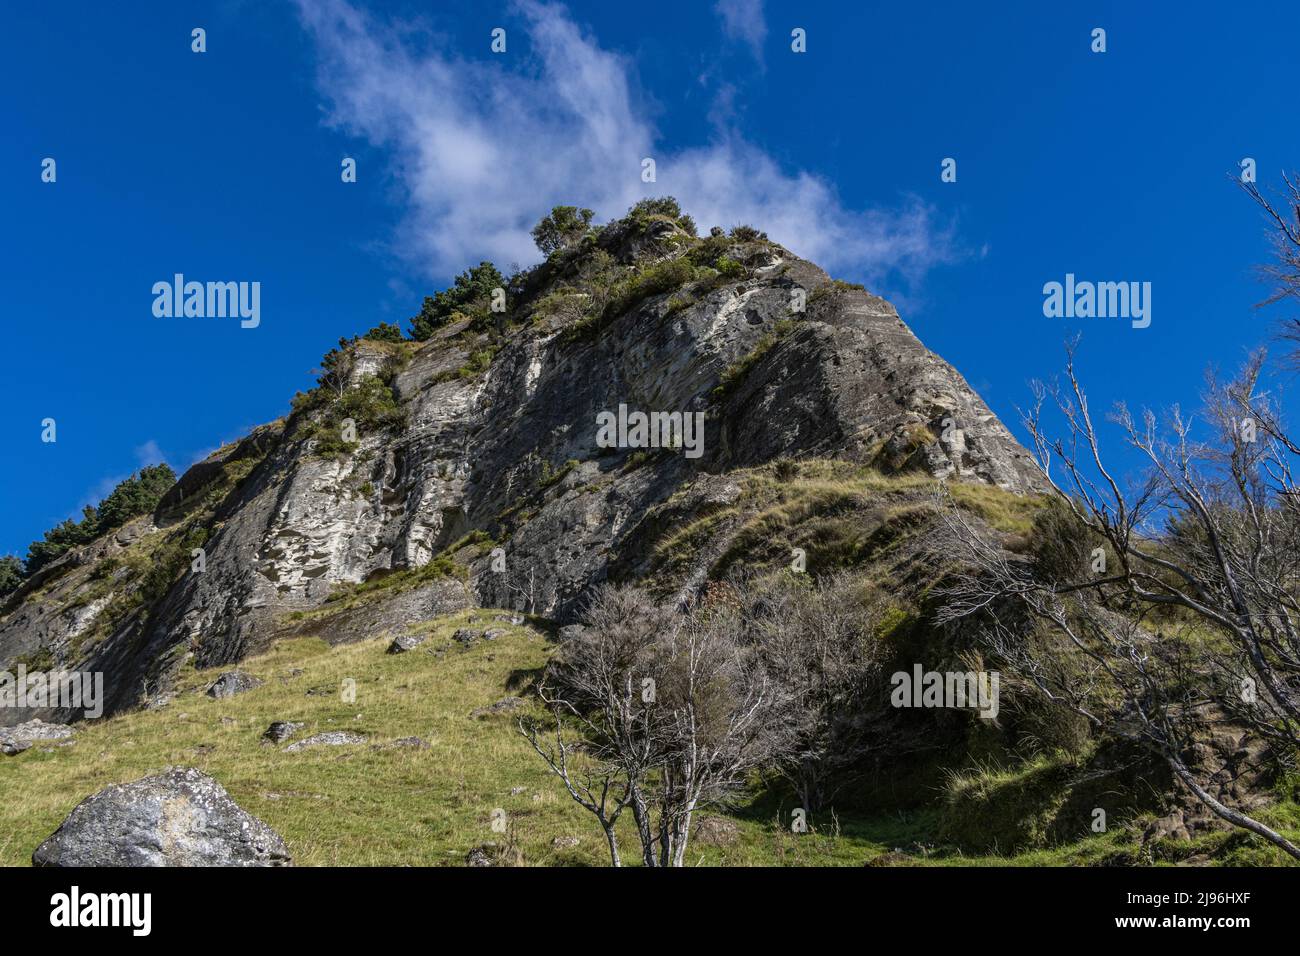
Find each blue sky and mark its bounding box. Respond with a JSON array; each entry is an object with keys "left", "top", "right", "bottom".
[{"left": 2, "top": 0, "right": 1298, "bottom": 558}]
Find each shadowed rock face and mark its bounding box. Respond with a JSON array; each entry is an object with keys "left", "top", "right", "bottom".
[
  {"left": 0, "top": 214, "right": 1045, "bottom": 724},
  {"left": 31, "top": 767, "right": 291, "bottom": 867}
]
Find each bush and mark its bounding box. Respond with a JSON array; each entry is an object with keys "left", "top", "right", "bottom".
[
  {"left": 628, "top": 197, "right": 682, "bottom": 222},
  {"left": 361, "top": 322, "right": 405, "bottom": 343},
  {"left": 613, "top": 258, "right": 695, "bottom": 312},
  {"left": 538, "top": 458, "right": 579, "bottom": 490},
  {"left": 304, "top": 375, "right": 405, "bottom": 459},
  {"left": 1029, "top": 498, "right": 1093, "bottom": 585},
  {"left": 531, "top": 205, "right": 595, "bottom": 256},
  {"left": 686, "top": 233, "right": 733, "bottom": 269},
  {"left": 0, "top": 555, "right": 23, "bottom": 598},
  {"left": 714, "top": 256, "right": 746, "bottom": 280},
  {"left": 729, "top": 224, "right": 767, "bottom": 242},
  {"left": 24, "top": 464, "right": 177, "bottom": 574},
  {"left": 95, "top": 464, "right": 176, "bottom": 529},
  {"left": 563, "top": 257, "right": 696, "bottom": 344},
  {"left": 410, "top": 262, "right": 505, "bottom": 340},
  {"left": 457, "top": 347, "right": 498, "bottom": 379},
  {"left": 712, "top": 320, "right": 797, "bottom": 401}
]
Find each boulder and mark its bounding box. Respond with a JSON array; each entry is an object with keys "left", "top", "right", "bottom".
[
  {"left": 31, "top": 767, "right": 290, "bottom": 866},
  {"left": 262, "top": 721, "right": 305, "bottom": 744},
  {"left": 557, "top": 624, "right": 586, "bottom": 642},
  {"left": 470, "top": 696, "right": 524, "bottom": 719},
  {"left": 205, "top": 670, "right": 264, "bottom": 699},
  {"left": 284, "top": 731, "right": 367, "bottom": 752},
  {"left": 691, "top": 814, "right": 740, "bottom": 847},
  {"left": 387, "top": 633, "right": 426, "bottom": 654},
  {"left": 465, "top": 845, "right": 495, "bottom": 867},
  {"left": 1, "top": 719, "right": 74, "bottom": 756},
  {"left": 452, "top": 628, "right": 480, "bottom": 647}
]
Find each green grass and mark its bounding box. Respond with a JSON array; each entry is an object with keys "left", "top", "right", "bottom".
[
  {"left": 0, "top": 611, "right": 576, "bottom": 867},
  {"left": 649, "top": 459, "right": 1041, "bottom": 583},
  {"left": 560, "top": 257, "right": 696, "bottom": 345},
  {"left": 289, "top": 555, "right": 468, "bottom": 620},
  {"left": 3, "top": 605, "right": 1296, "bottom": 866},
  {"left": 712, "top": 319, "right": 798, "bottom": 401},
  {"left": 0, "top": 609, "right": 922, "bottom": 867}
]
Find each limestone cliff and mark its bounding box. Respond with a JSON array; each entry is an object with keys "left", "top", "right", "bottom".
[{"left": 0, "top": 207, "right": 1044, "bottom": 724}]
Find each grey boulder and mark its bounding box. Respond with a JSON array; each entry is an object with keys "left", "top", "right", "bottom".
[
  {"left": 470, "top": 696, "right": 524, "bottom": 719},
  {"left": 1, "top": 719, "right": 74, "bottom": 756},
  {"left": 387, "top": 633, "right": 426, "bottom": 654},
  {"left": 205, "top": 671, "right": 264, "bottom": 699},
  {"left": 284, "top": 731, "right": 367, "bottom": 752},
  {"left": 31, "top": 767, "right": 291, "bottom": 867},
  {"left": 452, "top": 628, "right": 480, "bottom": 647},
  {"left": 262, "top": 721, "right": 305, "bottom": 744}
]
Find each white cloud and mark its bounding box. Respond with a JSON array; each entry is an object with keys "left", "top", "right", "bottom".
[
  {"left": 134, "top": 439, "right": 165, "bottom": 467},
  {"left": 714, "top": 0, "right": 768, "bottom": 64},
  {"left": 294, "top": 0, "right": 957, "bottom": 294}
]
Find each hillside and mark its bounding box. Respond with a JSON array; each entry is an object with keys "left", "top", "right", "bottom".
[
  {"left": 2, "top": 200, "right": 1296, "bottom": 867},
  {"left": 6, "top": 530, "right": 1297, "bottom": 867},
  {"left": 0, "top": 201, "right": 1042, "bottom": 724}
]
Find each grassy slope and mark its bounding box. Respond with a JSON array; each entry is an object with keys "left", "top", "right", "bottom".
[
  {"left": 5, "top": 460, "right": 1299, "bottom": 866},
  {"left": 5, "top": 604, "right": 1295, "bottom": 866}
]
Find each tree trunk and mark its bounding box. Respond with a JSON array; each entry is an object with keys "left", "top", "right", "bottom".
[
  {"left": 629, "top": 789, "right": 658, "bottom": 867},
  {"left": 1166, "top": 752, "right": 1300, "bottom": 860},
  {"left": 602, "top": 822, "right": 622, "bottom": 867},
  {"left": 671, "top": 803, "right": 697, "bottom": 867}
]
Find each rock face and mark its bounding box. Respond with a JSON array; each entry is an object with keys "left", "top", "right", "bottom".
[
  {"left": 31, "top": 767, "right": 291, "bottom": 866},
  {"left": 0, "top": 208, "right": 1045, "bottom": 724}
]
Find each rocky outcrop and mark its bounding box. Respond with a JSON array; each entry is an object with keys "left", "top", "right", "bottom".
[
  {"left": 470, "top": 696, "right": 524, "bottom": 719},
  {"left": 205, "top": 670, "right": 264, "bottom": 699},
  {"left": 284, "top": 731, "right": 367, "bottom": 752},
  {"left": 0, "top": 718, "right": 74, "bottom": 755},
  {"left": 387, "top": 633, "right": 426, "bottom": 654},
  {"left": 0, "top": 207, "right": 1045, "bottom": 725},
  {"left": 31, "top": 768, "right": 291, "bottom": 866}
]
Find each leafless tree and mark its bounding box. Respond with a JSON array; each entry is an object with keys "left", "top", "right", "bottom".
[
  {"left": 520, "top": 584, "right": 798, "bottom": 866},
  {"left": 519, "top": 691, "right": 635, "bottom": 866},
  {"left": 314, "top": 344, "right": 356, "bottom": 399},
  {"left": 742, "top": 571, "right": 885, "bottom": 812},
  {"left": 504, "top": 564, "right": 541, "bottom": 619},
  {"left": 1240, "top": 171, "right": 1300, "bottom": 362},
  {"left": 934, "top": 343, "right": 1300, "bottom": 859},
  {"left": 519, "top": 587, "right": 665, "bottom": 866}
]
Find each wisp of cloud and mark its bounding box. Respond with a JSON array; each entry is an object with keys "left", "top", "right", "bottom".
[{"left": 294, "top": 0, "right": 957, "bottom": 293}]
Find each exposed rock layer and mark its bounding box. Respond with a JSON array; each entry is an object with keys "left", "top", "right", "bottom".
[{"left": 0, "top": 218, "right": 1043, "bottom": 724}]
